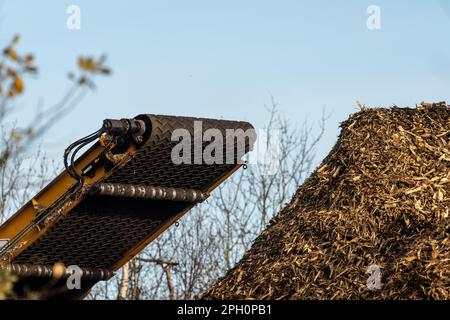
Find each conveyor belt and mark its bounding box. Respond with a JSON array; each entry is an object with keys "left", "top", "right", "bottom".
[{"left": 0, "top": 114, "right": 255, "bottom": 299}]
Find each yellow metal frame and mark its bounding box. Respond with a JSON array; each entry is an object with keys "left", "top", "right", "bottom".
[
  {"left": 0, "top": 142, "right": 136, "bottom": 264},
  {"left": 0, "top": 137, "right": 243, "bottom": 275}
]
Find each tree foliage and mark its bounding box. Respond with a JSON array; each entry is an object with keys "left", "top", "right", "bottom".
[{"left": 0, "top": 34, "right": 111, "bottom": 299}]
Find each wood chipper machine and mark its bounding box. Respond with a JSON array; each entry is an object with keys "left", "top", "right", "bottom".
[{"left": 0, "top": 114, "right": 255, "bottom": 299}]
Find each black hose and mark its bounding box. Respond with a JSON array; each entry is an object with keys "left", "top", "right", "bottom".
[
  {"left": 63, "top": 118, "right": 144, "bottom": 187},
  {"left": 63, "top": 128, "right": 104, "bottom": 185}
]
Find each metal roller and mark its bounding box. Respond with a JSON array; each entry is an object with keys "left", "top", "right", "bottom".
[
  {"left": 93, "top": 183, "right": 209, "bottom": 203},
  {"left": 4, "top": 263, "right": 113, "bottom": 281}
]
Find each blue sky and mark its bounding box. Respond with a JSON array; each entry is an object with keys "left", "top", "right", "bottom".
[{"left": 1, "top": 0, "right": 450, "bottom": 163}]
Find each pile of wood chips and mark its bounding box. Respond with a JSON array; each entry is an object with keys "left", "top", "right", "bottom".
[{"left": 204, "top": 102, "right": 450, "bottom": 299}]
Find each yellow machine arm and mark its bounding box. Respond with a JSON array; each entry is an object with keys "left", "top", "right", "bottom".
[{"left": 0, "top": 114, "right": 254, "bottom": 299}]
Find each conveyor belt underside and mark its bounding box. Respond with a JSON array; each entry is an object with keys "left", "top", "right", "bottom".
[
  {"left": 13, "top": 196, "right": 185, "bottom": 269},
  {"left": 3, "top": 114, "right": 253, "bottom": 298},
  {"left": 12, "top": 114, "right": 251, "bottom": 270}
]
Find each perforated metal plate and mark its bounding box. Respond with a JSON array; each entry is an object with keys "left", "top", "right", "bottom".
[{"left": 13, "top": 197, "right": 176, "bottom": 269}]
